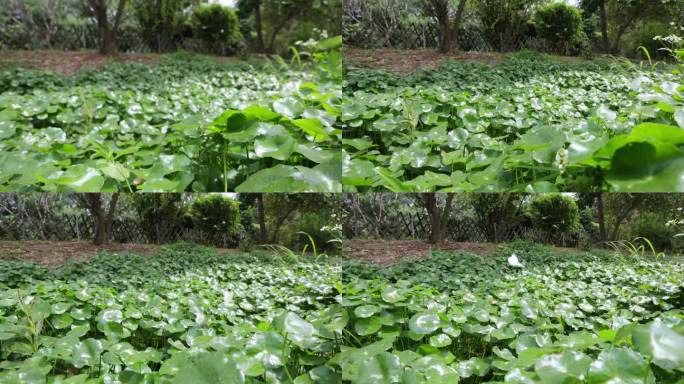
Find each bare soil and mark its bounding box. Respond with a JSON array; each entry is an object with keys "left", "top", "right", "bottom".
[
  {"left": 0, "top": 50, "right": 162, "bottom": 75},
  {"left": 0, "top": 240, "right": 243, "bottom": 267},
  {"left": 344, "top": 48, "right": 585, "bottom": 74},
  {"left": 342, "top": 239, "right": 499, "bottom": 266},
  {"left": 0, "top": 50, "right": 262, "bottom": 75},
  {"left": 344, "top": 48, "right": 503, "bottom": 74},
  {"left": 0, "top": 241, "right": 159, "bottom": 266}
]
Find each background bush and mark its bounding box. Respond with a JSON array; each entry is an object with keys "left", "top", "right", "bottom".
[
  {"left": 283, "top": 212, "right": 335, "bottom": 253},
  {"left": 469, "top": 193, "right": 526, "bottom": 242},
  {"left": 131, "top": 194, "right": 189, "bottom": 243},
  {"left": 625, "top": 21, "right": 672, "bottom": 60},
  {"left": 628, "top": 212, "right": 679, "bottom": 251},
  {"left": 527, "top": 194, "right": 580, "bottom": 242},
  {"left": 190, "top": 195, "right": 242, "bottom": 238},
  {"left": 534, "top": 2, "right": 584, "bottom": 44},
  {"left": 190, "top": 4, "right": 242, "bottom": 55}
]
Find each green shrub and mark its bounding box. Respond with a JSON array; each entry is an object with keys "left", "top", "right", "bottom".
[
  {"left": 469, "top": 194, "right": 526, "bottom": 242},
  {"left": 133, "top": 0, "right": 192, "bottom": 52},
  {"left": 626, "top": 21, "right": 672, "bottom": 60},
  {"left": 190, "top": 4, "right": 242, "bottom": 55},
  {"left": 534, "top": 2, "right": 584, "bottom": 44},
  {"left": 527, "top": 194, "right": 580, "bottom": 240},
  {"left": 283, "top": 212, "right": 338, "bottom": 253},
  {"left": 628, "top": 212, "right": 678, "bottom": 251},
  {"left": 190, "top": 195, "right": 242, "bottom": 238},
  {"left": 132, "top": 194, "right": 188, "bottom": 242}
]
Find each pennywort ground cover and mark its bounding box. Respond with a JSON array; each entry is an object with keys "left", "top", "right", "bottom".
[
  {"left": 342, "top": 52, "right": 684, "bottom": 192},
  {"left": 0, "top": 39, "right": 342, "bottom": 193},
  {"left": 0, "top": 244, "right": 343, "bottom": 383},
  {"left": 337, "top": 243, "right": 684, "bottom": 383},
  {"left": 3, "top": 241, "right": 683, "bottom": 383}
]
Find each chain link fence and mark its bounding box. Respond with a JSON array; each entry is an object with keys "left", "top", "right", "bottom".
[
  {"left": 30, "top": 23, "right": 194, "bottom": 54},
  {"left": 1, "top": 213, "right": 239, "bottom": 248},
  {"left": 0, "top": 21, "right": 230, "bottom": 55},
  {"left": 343, "top": 0, "right": 587, "bottom": 57},
  {"left": 345, "top": 210, "right": 587, "bottom": 248},
  {"left": 346, "top": 19, "right": 581, "bottom": 56}
]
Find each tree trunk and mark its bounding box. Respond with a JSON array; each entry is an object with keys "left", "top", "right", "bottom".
[
  {"left": 84, "top": 194, "right": 106, "bottom": 245},
  {"left": 438, "top": 15, "right": 452, "bottom": 54},
  {"left": 90, "top": 0, "right": 128, "bottom": 55},
  {"left": 256, "top": 193, "right": 267, "bottom": 243},
  {"left": 609, "top": 195, "right": 645, "bottom": 240},
  {"left": 610, "top": 9, "right": 639, "bottom": 54},
  {"left": 439, "top": 193, "right": 455, "bottom": 242},
  {"left": 101, "top": 30, "right": 115, "bottom": 55},
  {"left": 270, "top": 206, "right": 296, "bottom": 243},
  {"left": 156, "top": 0, "right": 163, "bottom": 52},
  {"left": 422, "top": 193, "right": 454, "bottom": 244},
  {"left": 425, "top": 194, "right": 442, "bottom": 243},
  {"left": 83, "top": 193, "right": 119, "bottom": 246},
  {"left": 89, "top": 0, "right": 110, "bottom": 55},
  {"left": 430, "top": 0, "right": 451, "bottom": 54},
  {"left": 105, "top": 193, "right": 120, "bottom": 243},
  {"left": 450, "top": 0, "right": 467, "bottom": 51},
  {"left": 597, "top": 193, "right": 606, "bottom": 244},
  {"left": 598, "top": 0, "right": 609, "bottom": 53},
  {"left": 267, "top": 17, "right": 289, "bottom": 53},
  {"left": 254, "top": 0, "right": 265, "bottom": 53},
  {"left": 110, "top": 0, "right": 128, "bottom": 54}
]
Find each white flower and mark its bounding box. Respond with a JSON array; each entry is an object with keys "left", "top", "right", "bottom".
[{"left": 508, "top": 253, "right": 524, "bottom": 268}]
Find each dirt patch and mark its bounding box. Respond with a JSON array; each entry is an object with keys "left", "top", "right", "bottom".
[
  {"left": 0, "top": 241, "right": 159, "bottom": 267},
  {"left": 0, "top": 50, "right": 162, "bottom": 75},
  {"left": 0, "top": 240, "right": 249, "bottom": 267},
  {"left": 345, "top": 48, "right": 505, "bottom": 74},
  {"left": 344, "top": 48, "right": 585, "bottom": 74},
  {"left": 0, "top": 50, "right": 270, "bottom": 75},
  {"left": 343, "top": 239, "right": 498, "bottom": 266}
]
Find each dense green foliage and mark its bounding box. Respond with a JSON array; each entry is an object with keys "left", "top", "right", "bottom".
[
  {"left": 343, "top": 52, "right": 683, "bottom": 192},
  {"left": 629, "top": 211, "right": 680, "bottom": 250},
  {"left": 625, "top": 21, "right": 673, "bottom": 60},
  {"left": 238, "top": 0, "right": 342, "bottom": 54},
  {"left": 534, "top": 3, "right": 584, "bottom": 44},
  {"left": 3, "top": 238, "right": 684, "bottom": 382},
  {"left": 132, "top": 0, "right": 198, "bottom": 52},
  {"left": 527, "top": 194, "right": 580, "bottom": 235},
  {"left": 0, "top": 0, "right": 341, "bottom": 55},
  {"left": 339, "top": 242, "right": 684, "bottom": 383},
  {"left": 190, "top": 195, "right": 242, "bottom": 237},
  {"left": 346, "top": 0, "right": 682, "bottom": 57},
  {"left": 0, "top": 47, "right": 342, "bottom": 193},
  {"left": 190, "top": 4, "right": 242, "bottom": 54},
  {"left": 0, "top": 244, "right": 342, "bottom": 383},
  {"left": 473, "top": 0, "right": 543, "bottom": 51}
]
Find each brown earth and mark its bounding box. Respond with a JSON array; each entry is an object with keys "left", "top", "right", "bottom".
[
  {"left": 342, "top": 239, "right": 499, "bottom": 266},
  {"left": 0, "top": 50, "right": 265, "bottom": 75},
  {"left": 0, "top": 50, "right": 162, "bottom": 75},
  {"left": 344, "top": 48, "right": 585, "bottom": 74},
  {"left": 0, "top": 240, "right": 159, "bottom": 266},
  {"left": 0, "top": 240, "right": 243, "bottom": 267},
  {"left": 344, "top": 48, "right": 504, "bottom": 74}
]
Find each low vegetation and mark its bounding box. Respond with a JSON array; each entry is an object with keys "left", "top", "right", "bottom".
[
  {"left": 339, "top": 242, "right": 684, "bottom": 383},
  {"left": 0, "top": 40, "right": 342, "bottom": 192},
  {"left": 0, "top": 244, "right": 342, "bottom": 382},
  {"left": 3, "top": 241, "right": 683, "bottom": 382},
  {"left": 343, "top": 52, "right": 683, "bottom": 192}
]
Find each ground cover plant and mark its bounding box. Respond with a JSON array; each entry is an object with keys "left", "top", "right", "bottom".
[
  {"left": 3, "top": 239, "right": 684, "bottom": 383},
  {"left": 342, "top": 51, "right": 684, "bottom": 192},
  {"left": 0, "top": 40, "right": 342, "bottom": 193},
  {"left": 0, "top": 243, "right": 344, "bottom": 383},
  {"left": 337, "top": 242, "right": 684, "bottom": 383}
]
